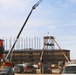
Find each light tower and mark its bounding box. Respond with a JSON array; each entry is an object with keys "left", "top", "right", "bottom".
[{"left": 44, "top": 36, "right": 55, "bottom": 50}]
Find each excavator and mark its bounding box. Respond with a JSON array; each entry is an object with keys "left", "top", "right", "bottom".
[{"left": 0, "top": 0, "right": 43, "bottom": 68}]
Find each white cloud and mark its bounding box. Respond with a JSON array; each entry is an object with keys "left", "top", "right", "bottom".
[
  {"left": 0, "top": 0, "right": 36, "bottom": 12},
  {"left": 49, "top": 25, "right": 56, "bottom": 29},
  {"left": 69, "top": 0, "right": 76, "bottom": 3},
  {"left": 55, "top": 0, "right": 76, "bottom": 8}
]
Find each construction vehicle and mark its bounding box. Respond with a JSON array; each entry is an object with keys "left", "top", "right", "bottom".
[
  {"left": 62, "top": 61, "right": 76, "bottom": 74},
  {"left": 0, "top": 0, "right": 43, "bottom": 68}
]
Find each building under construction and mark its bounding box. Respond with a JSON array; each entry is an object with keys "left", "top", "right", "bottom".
[
  {"left": 3, "top": 36, "right": 70, "bottom": 65},
  {"left": 4, "top": 49, "right": 70, "bottom": 65}
]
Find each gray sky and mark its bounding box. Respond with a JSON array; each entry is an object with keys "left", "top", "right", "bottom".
[{"left": 0, "top": 0, "right": 76, "bottom": 59}]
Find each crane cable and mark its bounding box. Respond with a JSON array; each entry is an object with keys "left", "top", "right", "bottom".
[{"left": 5, "top": 0, "right": 43, "bottom": 61}]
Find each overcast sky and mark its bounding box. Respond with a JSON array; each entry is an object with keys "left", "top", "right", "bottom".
[{"left": 0, "top": 0, "right": 76, "bottom": 59}]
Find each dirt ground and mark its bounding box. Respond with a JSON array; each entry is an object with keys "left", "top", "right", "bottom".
[
  {"left": 15, "top": 68, "right": 61, "bottom": 75},
  {"left": 15, "top": 74, "right": 61, "bottom": 75}
]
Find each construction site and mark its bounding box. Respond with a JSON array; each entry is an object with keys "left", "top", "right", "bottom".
[
  {"left": 0, "top": 0, "right": 72, "bottom": 74},
  {"left": 2, "top": 36, "right": 70, "bottom": 65},
  {"left": 0, "top": 35, "right": 70, "bottom": 66},
  {"left": 0, "top": 36, "right": 70, "bottom": 74}
]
